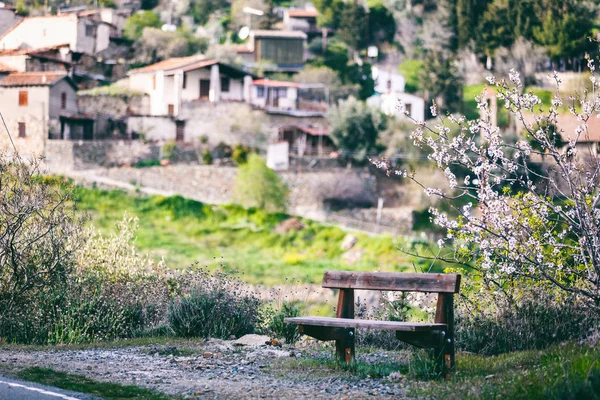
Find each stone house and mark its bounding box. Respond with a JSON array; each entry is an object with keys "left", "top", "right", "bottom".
[
  {"left": 127, "top": 56, "right": 254, "bottom": 117},
  {"left": 0, "top": 4, "right": 21, "bottom": 37},
  {"left": 0, "top": 14, "right": 111, "bottom": 56},
  {"left": 0, "top": 45, "right": 72, "bottom": 74},
  {"left": 0, "top": 71, "right": 90, "bottom": 156}
]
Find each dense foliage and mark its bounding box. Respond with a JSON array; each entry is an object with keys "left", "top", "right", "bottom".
[{"left": 233, "top": 154, "right": 288, "bottom": 212}]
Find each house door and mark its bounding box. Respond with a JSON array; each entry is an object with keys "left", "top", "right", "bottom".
[
  {"left": 200, "top": 80, "right": 210, "bottom": 99},
  {"left": 83, "top": 122, "right": 93, "bottom": 140},
  {"left": 272, "top": 88, "right": 279, "bottom": 107},
  {"left": 175, "top": 120, "right": 185, "bottom": 142}
]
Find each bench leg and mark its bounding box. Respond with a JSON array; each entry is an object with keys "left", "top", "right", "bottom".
[
  {"left": 335, "top": 330, "right": 355, "bottom": 364},
  {"left": 434, "top": 293, "right": 455, "bottom": 379}
]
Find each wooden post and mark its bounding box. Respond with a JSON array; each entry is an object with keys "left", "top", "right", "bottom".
[
  {"left": 335, "top": 289, "right": 355, "bottom": 364},
  {"left": 434, "top": 293, "right": 455, "bottom": 379}
]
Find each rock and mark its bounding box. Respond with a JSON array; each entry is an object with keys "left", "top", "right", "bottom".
[
  {"left": 233, "top": 334, "right": 271, "bottom": 347},
  {"left": 274, "top": 217, "right": 305, "bottom": 233},
  {"left": 341, "top": 234, "right": 358, "bottom": 250},
  {"left": 203, "top": 352, "right": 213, "bottom": 358},
  {"left": 342, "top": 248, "right": 364, "bottom": 265}
]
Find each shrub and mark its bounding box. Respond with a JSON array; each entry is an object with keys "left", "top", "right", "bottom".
[
  {"left": 267, "top": 302, "right": 301, "bottom": 344},
  {"left": 162, "top": 141, "right": 176, "bottom": 161},
  {"left": 232, "top": 154, "right": 288, "bottom": 212},
  {"left": 133, "top": 159, "right": 161, "bottom": 168},
  {"left": 232, "top": 144, "right": 250, "bottom": 165},
  {"left": 201, "top": 149, "right": 213, "bottom": 165},
  {"left": 168, "top": 271, "right": 262, "bottom": 339}
]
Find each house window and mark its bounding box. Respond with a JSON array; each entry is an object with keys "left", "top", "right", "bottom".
[
  {"left": 18, "top": 90, "right": 28, "bottom": 106},
  {"left": 182, "top": 73, "right": 187, "bottom": 89},
  {"left": 276, "top": 88, "right": 287, "bottom": 97},
  {"left": 220, "top": 77, "right": 230, "bottom": 93},
  {"left": 405, "top": 103, "right": 412, "bottom": 117},
  {"left": 387, "top": 78, "right": 392, "bottom": 91},
  {"left": 152, "top": 75, "right": 156, "bottom": 90},
  {"left": 85, "top": 25, "right": 96, "bottom": 37},
  {"left": 168, "top": 104, "right": 174, "bottom": 115},
  {"left": 256, "top": 86, "right": 264, "bottom": 98},
  {"left": 18, "top": 122, "right": 26, "bottom": 138},
  {"left": 61, "top": 92, "right": 67, "bottom": 110}
]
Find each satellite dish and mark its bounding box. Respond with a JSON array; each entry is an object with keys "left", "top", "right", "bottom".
[
  {"left": 238, "top": 26, "right": 250, "bottom": 40},
  {"left": 161, "top": 24, "right": 177, "bottom": 32}
]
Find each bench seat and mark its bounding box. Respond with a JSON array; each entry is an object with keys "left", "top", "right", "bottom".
[{"left": 285, "top": 316, "right": 447, "bottom": 332}]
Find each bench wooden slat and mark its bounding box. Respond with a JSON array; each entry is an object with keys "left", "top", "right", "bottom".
[
  {"left": 285, "top": 316, "right": 447, "bottom": 332},
  {"left": 322, "top": 271, "right": 461, "bottom": 293}
]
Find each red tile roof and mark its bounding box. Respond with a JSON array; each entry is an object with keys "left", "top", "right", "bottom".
[
  {"left": 253, "top": 79, "right": 300, "bottom": 88},
  {"left": 128, "top": 55, "right": 208, "bottom": 74},
  {"left": 0, "top": 44, "right": 71, "bottom": 56},
  {"left": 0, "top": 71, "right": 69, "bottom": 86},
  {"left": 286, "top": 9, "right": 318, "bottom": 18},
  {"left": 251, "top": 30, "right": 307, "bottom": 39}
]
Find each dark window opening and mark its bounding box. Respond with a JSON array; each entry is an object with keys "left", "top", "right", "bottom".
[
  {"left": 405, "top": 103, "right": 412, "bottom": 116},
  {"left": 200, "top": 79, "right": 210, "bottom": 99},
  {"left": 168, "top": 104, "right": 174, "bottom": 115},
  {"left": 85, "top": 25, "right": 96, "bottom": 37},
  {"left": 61, "top": 92, "right": 67, "bottom": 110},
  {"left": 182, "top": 73, "right": 187, "bottom": 89},
  {"left": 256, "top": 86, "right": 264, "bottom": 98},
  {"left": 220, "top": 77, "right": 230, "bottom": 93},
  {"left": 18, "top": 122, "right": 26, "bottom": 138}
]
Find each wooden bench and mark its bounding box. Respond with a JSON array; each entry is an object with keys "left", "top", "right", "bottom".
[{"left": 285, "top": 271, "right": 461, "bottom": 378}]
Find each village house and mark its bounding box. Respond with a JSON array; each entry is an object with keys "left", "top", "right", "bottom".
[
  {"left": 0, "top": 14, "right": 111, "bottom": 56},
  {"left": 0, "top": 71, "right": 92, "bottom": 156},
  {"left": 0, "top": 45, "right": 72, "bottom": 74},
  {"left": 127, "top": 56, "right": 254, "bottom": 117},
  {"left": 367, "top": 91, "right": 425, "bottom": 121},
  {"left": 0, "top": 4, "right": 21, "bottom": 37},
  {"left": 250, "top": 79, "right": 327, "bottom": 116},
  {"left": 240, "top": 30, "right": 307, "bottom": 72},
  {"left": 282, "top": 8, "right": 321, "bottom": 38}
]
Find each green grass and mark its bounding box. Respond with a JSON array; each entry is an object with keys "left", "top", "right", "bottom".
[
  {"left": 73, "top": 186, "right": 449, "bottom": 285},
  {"left": 16, "top": 367, "right": 172, "bottom": 399},
  {"left": 273, "top": 344, "right": 600, "bottom": 399}
]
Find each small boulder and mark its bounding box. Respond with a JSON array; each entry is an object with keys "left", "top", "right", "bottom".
[
  {"left": 341, "top": 234, "right": 358, "bottom": 250},
  {"left": 203, "top": 352, "right": 213, "bottom": 358},
  {"left": 342, "top": 248, "right": 364, "bottom": 265},
  {"left": 233, "top": 334, "right": 271, "bottom": 347},
  {"left": 275, "top": 217, "right": 305, "bottom": 234}
]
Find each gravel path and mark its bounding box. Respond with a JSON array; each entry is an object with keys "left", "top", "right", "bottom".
[{"left": 0, "top": 338, "right": 408, "bottom": 399}]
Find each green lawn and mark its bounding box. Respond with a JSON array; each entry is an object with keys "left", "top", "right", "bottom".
[{"left": 74, "top": 186, "right": 446, "bottom": 286}]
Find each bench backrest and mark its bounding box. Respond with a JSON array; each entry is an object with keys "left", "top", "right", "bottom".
[{"left": 322, "top": 271, "right": 461, "bottom": 293}]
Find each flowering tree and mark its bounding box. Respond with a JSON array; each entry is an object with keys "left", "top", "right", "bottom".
[{"left": 375, "top": 57, "right": 600, "bottom": 310}]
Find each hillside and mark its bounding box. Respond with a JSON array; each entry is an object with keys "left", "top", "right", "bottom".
[{"left": 75, "top": 186, "right": 446, "bottom": 286}]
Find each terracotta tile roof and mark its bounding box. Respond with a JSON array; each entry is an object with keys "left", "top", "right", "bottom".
[
  {"left": 0, "top": 71, "right": 69, "bottom": 86},
  {"left": 286, "top": 9, "right": 318, "bottom": 18},
  {"left": 0, "top": 44, "right": 72, "bottom": 57},
  {"left": 251, "top": 30, "right": 307, "bottom": 39},
  {"left": 128, "top": 55, "right": 208, "bottom": 74},
  {"left": 521, "top": 113, "right": 600, "bottom": 143},
  {"left": 0, "top": 62, "right": 16, "bottom": 73},
  {"left": 253, "top": 79, "right": 300, "bottom": 88}
]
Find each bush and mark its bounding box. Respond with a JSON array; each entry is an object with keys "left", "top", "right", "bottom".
[
  {"left": 202, "top": 149, "right": 213, "bottom": 165},
  {"left": 162, "top": 141, "right": 176, "bottom": 161},
  {"left": 168, "top": 272, "right": 261, "bottom": 339},
  {"left": 133, "top": 159, "right": 161, "bottom": 168},
  {"left": 232, "top": 154, "right": 288, "bottom": 212},
  {"left": 267, "top": 302, "right": 301, "bottom": 344},
  {"left": 232, "top": 144, "right": 250, "bottom": 165}
]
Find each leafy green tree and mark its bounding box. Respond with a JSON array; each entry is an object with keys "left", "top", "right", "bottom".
[
  {"left": 337, "top": 2, "right": 368, "bottom": 50},
  {"left": 476, "top": 1, "right": 514, "bottom": 58},
  {"left": 190, "top": 0, "right": 227, "bottom": 25},
  {"left": 233, "top": 154, "right": 288, "bottom": 212},
  {"left": 329, "top": 96, "right": 386, "bottom": 161},
  {"left": 419, "top": 51, "right": 462, "bottom": 114},
  {"left": 313, "top": 0, "right": 345, "bottom": 29},
  {"left": 123, "top": 11, "right": 162, "bottom": 41},
  {"left": 366, "top": 0, "right": 396, "bottom": 45}
]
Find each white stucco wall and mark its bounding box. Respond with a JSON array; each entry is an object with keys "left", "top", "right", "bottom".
[
  {"left": 374, "top": 69, "right": 406, "bottom": 94},
  {"left": 250, "top": 85, "right": 298, "bottom": 109},
  {"left": 0, "top": 54, "right": 27, "bottom": 71},
  {"left": 95, "top": 23, "right": 111, "bottom": 53},
  {"left": 0, "top": 15, "right": 78, "bottom": 52},
  {"left": 367, "top": 92, "right": 425, "bottom": 121}
]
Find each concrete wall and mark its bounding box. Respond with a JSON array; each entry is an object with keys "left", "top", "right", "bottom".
[
  {"left": 128, "top": 116, "right": 178, "bottom": 142},
  {"left": 0, "top": 55, "right": 26, "bottom": 71},
  {"left": 0, "top": 15, "right": 79, "bottom": 52}
]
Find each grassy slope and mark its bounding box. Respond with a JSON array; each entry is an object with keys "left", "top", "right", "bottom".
[
  {"left": 274, "top": 344, "right": 600, "bottom": 399},
  {"left": 75, "top": 187, "right": 446, "bottom": 286}
]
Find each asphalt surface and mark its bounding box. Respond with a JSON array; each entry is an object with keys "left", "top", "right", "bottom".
[{"left": 0, "top": 375, "right": 98, "bottom": 400}]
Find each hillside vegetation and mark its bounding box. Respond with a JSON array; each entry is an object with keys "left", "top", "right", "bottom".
[{"left": 75, "top": 186, "right": 445, "bottom": 285}]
